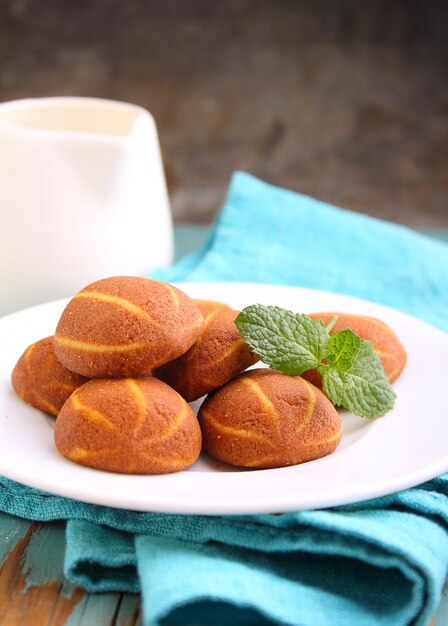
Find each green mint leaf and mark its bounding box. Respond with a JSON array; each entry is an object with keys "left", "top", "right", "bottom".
[
  {"left": 326, "top": 329, "right": 361, "bottom": 372},
  {"left": 235, "top": 304, "right": 329, "bottom": 376},
  {"left": 318, "top": 339, "right": 396, "bottom": 419},
  {"left": 316, "top": 364, "right": 347, "bottom": 406}
]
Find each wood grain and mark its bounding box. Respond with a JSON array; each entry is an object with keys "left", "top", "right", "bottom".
[{"left": 0, "top": 514, "right": 140, "bottom": 626}]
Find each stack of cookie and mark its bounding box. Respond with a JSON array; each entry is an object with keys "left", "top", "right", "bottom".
[
  {"left": 10, "top": 277, "right": 257, "bottom": 474},
  {"left": 11, "top": 276, "right": 406, "bottom": 474}
]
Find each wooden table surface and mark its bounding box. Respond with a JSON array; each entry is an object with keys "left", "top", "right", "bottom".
[
  {"left": 1, "top": 226, "right": 448, "bottom": 626},
  {"left": 0, "top": 514, "right": 141, "bottom": 625}
]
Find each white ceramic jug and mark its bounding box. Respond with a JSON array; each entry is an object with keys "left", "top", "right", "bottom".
[{"left": 0, "top": 97, "right": 173, "bottom": 316}]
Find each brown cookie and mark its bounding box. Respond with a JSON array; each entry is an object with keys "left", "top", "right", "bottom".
[
  {"left": 154, "top": 307, "right": 259, "bottom": 401},
  {"left": 199, "top": 368, "right": 342, "bottom": 469},
  {"left": 54, "top": 376, "right": 202, "bottom": 474},
  {"left": 11, "top": 336, "right": 88, "bottom": 416},
  {"left": 193, "top": 299, "right": 233, "bottom": 316},
  {"left": 54, "top": 277, "right": 204, "bottom": 377},
  {"left": 302, "top": 312, "right": 407, "bottom": 388}
]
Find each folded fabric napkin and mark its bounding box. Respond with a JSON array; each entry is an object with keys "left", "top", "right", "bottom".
[{"left": 2, "top": 172, "right": 448, "bottom": 626}]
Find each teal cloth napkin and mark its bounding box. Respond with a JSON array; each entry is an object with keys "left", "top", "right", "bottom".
[{"left": 2, "top": 171, "right": 448, "bottom": 625}]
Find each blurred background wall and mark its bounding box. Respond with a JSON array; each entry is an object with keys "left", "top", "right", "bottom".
[{"left": 0, "top": 0, "right": 447, "bottom": 228}]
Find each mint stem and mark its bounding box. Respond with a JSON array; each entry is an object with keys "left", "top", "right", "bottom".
[{"left": 325, "top": 315, "right": 338, "bottom": 334}]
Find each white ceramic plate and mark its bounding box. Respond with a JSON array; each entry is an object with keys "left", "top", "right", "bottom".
[{"left": 0, "top": 282, "right": 447, "bottom": 515}]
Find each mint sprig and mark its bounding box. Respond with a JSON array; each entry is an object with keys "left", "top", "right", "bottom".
[{"left": 235, "top": 305, "right": 396, "bottom": 419}]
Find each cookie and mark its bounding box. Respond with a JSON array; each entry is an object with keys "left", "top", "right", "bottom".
[
  {"left": 302, "top": 312, "right": 407, "bottom": 387},
  {"left": 54, "top": 277, "right": 204, "bottom": 377},
  {"left": 54, "top": 376, "right": 202, "bottom": 474},
  {"left": 11, "top": 336, "right": 88, "bottom": 416},
  {"left": 154, "top": 306, "right": 259, "bottom": 401},
  {"left": 199, "top": 368, "right": 342, "bottom": 469},
  {"left": 193, "top": 299, "right": 233, "bottom": 316}
]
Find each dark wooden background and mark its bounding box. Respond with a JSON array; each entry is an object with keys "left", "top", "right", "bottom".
[{"left": 1, "top": 0, "right": 447, "bottom": 227}]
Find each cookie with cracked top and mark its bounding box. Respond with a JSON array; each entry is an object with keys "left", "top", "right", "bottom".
[
  {"left": 199, "top": 368, "right": 342, "bottom": 469},
  {"left": 54, "top": 376, "right": 202, "bottom": 474},
  {"left": 11, "top": 336, "right": 88, "bottom": 416},
  {"left": 154, "top": 301, "right": 258, "bottom": 401},
  {"left": 54, "top": 276, "right": 204, "bottom": 377},
  {"left": 301, "top": 312, "right": 407, "bottom": 389}
]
